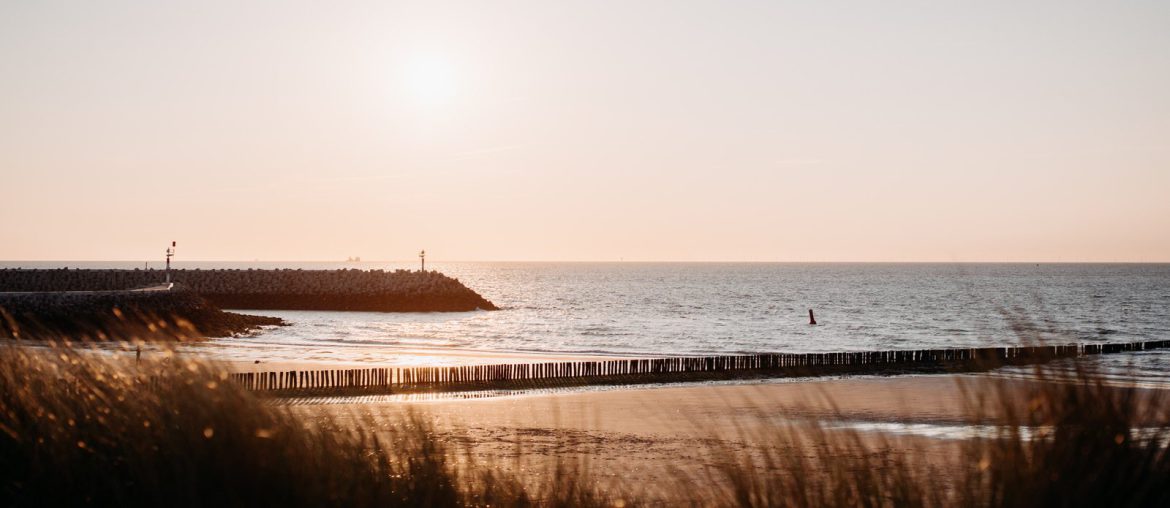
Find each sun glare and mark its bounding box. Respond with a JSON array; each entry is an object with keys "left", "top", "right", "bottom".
[{"left": 402, "top": 55, "right": 457, "bottom": 107}]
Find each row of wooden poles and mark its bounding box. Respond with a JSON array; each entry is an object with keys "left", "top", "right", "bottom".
[{"left": 228, "top": 340, "right": 1170, "bottom": 395}]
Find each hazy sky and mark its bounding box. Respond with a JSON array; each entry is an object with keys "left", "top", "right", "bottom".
[{"left": 2, "top": 0, "right": 1168, "bottom": 262}]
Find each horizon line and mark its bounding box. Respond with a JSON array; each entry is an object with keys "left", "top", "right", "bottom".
[{"left": 3, "top": 259, "right": 1169, "bottom": 265}]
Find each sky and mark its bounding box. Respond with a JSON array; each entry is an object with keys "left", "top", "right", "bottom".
[{"left": 1, "top": 0, "right": 1168, "bottom": 262}]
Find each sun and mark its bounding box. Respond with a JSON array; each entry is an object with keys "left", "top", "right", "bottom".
[{"left": 402, "top": 55, "right": 457, "bottom": 108}]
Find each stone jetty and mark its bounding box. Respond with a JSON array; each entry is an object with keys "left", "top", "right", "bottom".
[
  {"left": 0, "top": 288, "right": 281, "bottom": 340},
  {"left": 0, "top": 268, "right": 498, "bottom": 312}
]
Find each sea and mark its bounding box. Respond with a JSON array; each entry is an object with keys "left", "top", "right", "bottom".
[{"left": 4, "top": 261, "right": 1169, "bottom": 385}]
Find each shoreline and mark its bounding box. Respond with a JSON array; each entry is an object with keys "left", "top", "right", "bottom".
[
  {"left": 65, "top": 338, "right": 1170, "bottom": 400},
  {"left": 207, "top": 340, "right": 1169, "bottom": 396},
  {"left": 139, "top": 344, "right": 628, "bottom": 372}
]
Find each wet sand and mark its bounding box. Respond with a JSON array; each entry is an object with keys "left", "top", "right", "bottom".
[
  {"left": 291, "top": 375, "right": 997, "bottom": 497},
  {"left": 308, "top": 374, "right": 983, "bottom": 425},
  {"left": 291, "top": 372, "right": 1170, "bottom": 500}
]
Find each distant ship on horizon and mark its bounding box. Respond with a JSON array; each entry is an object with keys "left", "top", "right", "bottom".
[{"left": 345, "top": 256, "right": 362, "bottom": 263}]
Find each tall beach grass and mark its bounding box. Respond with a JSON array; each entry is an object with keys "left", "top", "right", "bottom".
[{"left": 2, "top": 335, "right": 1168, "bottom": 507}]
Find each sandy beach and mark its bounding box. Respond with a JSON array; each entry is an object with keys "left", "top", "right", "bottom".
[
  {"left": 286, "top": 371, "right": 1170, "bottom": 500},
  {"left": 288, "top": 375, "right": 1007, "bottom": 496}
]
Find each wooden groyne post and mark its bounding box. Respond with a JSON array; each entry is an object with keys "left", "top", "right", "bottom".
[{"left": 227, "top": 340, "right": 1170, "bottom": 397}]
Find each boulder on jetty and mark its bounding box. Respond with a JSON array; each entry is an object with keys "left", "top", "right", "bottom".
[
  {"left": 0, "top": 288, "right": 282, "bottom": 341},
  {"left": 0, "top": 268, "right": 499, "bottom": 312}
]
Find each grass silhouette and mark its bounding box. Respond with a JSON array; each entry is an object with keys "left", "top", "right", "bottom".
[{"left": 2, "top": 334, "right": 1168, "bottom": 506}]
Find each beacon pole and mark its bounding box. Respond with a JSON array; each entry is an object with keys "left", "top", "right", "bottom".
[{"left": 166, "top": 241, "right": 176, "bottom": 284}]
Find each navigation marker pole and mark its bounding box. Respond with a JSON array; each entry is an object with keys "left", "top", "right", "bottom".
[
  {"left": 419, "top": 250, "right": 426, "bottom": 272},
  {"left": 166, "top": 241, "right": 176, "bottom": 283}
]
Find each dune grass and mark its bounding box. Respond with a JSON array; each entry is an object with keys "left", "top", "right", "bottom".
[
  {"left": 0, "top": 343, "right": 598, "bottom": 507},
  {"left": 686, "top": 360, "right": 1170, "bottom": 507},
  {"left": 2, "top": 338, "right": 1169, "bottom": 507}
]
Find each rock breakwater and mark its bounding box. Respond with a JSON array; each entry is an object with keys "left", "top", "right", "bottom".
[
  {"left": 0, "top": 268, "right": 498, "bottom": 312},
  {"left": 0, "top": 288, "right": 282, "bottom": 340}
]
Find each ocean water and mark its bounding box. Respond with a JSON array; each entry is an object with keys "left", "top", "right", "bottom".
[{"left": 4, "top": 262, "right": 1169, "bottom": 380}]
